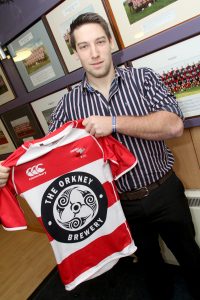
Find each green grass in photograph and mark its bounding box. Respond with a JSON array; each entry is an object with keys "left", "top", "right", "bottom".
[
  {"left": 175, "top": 86, "right": 200, "bottom": 99},
  {"left": 124, "top": 0, "right": 177, "bottom": 24},
  {"left": 25, "top": 56, "right": 51, "bottom": 75}
]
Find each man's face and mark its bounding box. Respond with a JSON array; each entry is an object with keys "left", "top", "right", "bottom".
[{"left": 73, "top": 23, "right": 114, "bottom": 79}]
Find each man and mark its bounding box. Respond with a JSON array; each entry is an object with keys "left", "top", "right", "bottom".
[{"left": 1, "top": 12, "right": 200, "bottom": 299}]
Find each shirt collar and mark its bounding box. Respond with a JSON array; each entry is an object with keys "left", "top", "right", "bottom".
[{"left": 81, "top": 66, "right": 125, "bottom": 93}]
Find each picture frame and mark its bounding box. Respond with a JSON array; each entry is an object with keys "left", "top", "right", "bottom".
[
  {"left": 0, "top": 64, "right": 15, "bottom": 106},
  {"left": 131, "top": 34, "right": 200, "bottom": 118},
  {"left": 0, "top": 118, "right": 16, "bottom": 158},
  {"left": 45, "top": 0, "right": 119, "bottom": 72},
  {"left": 7, "top": 20, "right": 65, "bottom": 92},
  {"left": 1, "top": 104, "right": 44, "bottom": 147},
  {"left": 105, "top": 0, "right": 200, "bottom": 47},
  {"left": 31, "top": 88, "right": 68, "bottom": 134}
]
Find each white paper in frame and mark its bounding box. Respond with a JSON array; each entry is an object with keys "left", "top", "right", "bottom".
[
  {"left": 0, "top": 119, "right": 16, "bottom": 155},
  {"left": 0, "top": 65, "right": 15, "bottom": 106},
  {"left": 131, "top": 35, "right": 200, "bottom": 118},
  {"left": 45, "top": 0, "right": 119, "bottom": 72},
  {"left": 31, "top": 88, "right": 68, "bottom": 134},
  {"left": 107, "top": 0, "right": 200, "bottom": 47}
]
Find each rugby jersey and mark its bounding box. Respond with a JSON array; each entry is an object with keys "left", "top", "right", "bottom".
[
  {"left": 49, "top": 67, "right": 184, "bottom": 192},
  {"left": 0, "top": 120, "right": 137, "bottom": 290}
]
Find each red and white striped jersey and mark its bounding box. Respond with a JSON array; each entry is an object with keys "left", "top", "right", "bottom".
[{"left": 0, "top": 120, "right": 137, "bottom": 290}]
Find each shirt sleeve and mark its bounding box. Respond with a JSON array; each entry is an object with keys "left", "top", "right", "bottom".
[
  {"left": 99, "top": 135, "right": 137, "bottom": 180},
  {"left": 0, "top": 185, "right": 27, "bottom": 231},
  {"left": 142, "top": 67, "right": 184, "bottom": 119}
]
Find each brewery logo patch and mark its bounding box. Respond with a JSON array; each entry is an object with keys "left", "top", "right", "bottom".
[{"left": 41, "top": 172, "right": 108, "bottom": 243}]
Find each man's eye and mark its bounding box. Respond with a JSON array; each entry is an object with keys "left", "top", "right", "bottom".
[
  {"left": 97, "top": 40, "right": 105, "bottom": 45},
  {"left": 80, "top": 45, "right": 88, "bottom": 49}
]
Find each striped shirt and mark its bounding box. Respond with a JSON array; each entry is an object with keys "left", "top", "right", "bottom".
[{"left": 49, "top": 67, "right": 184, "bottom": 193}]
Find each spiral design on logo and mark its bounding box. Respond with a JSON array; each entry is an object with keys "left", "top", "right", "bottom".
[
  {"left": 84, "top": 194, "right": 95, "bottom": 209},
  {"left": 57, "top": 189, "right": 72, "bottom": 208},
  {"left": 54, "top": 186, "right": 97, "bottom": 231},
  {"left": 58, "top": 196, "right": 68, "bottom": 206},
  {"left": 68, "top": 218, "right": 82, "bottom": 229}
]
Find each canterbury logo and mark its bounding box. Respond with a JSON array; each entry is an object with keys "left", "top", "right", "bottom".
[{"left": 26, "top": 164, "right": 45, "bottom": 177}]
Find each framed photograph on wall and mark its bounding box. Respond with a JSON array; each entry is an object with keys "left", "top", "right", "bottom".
[
  {"left": 45, "top": 0, "right": 119, "bottom": 72},
  {"left": 0, "top": 64, "right": 15, "bottom": 106},
  {"left": 1, "top": 104, "right": 44, "bottom": 147},
  {"left": 7, "top": 20, "right": 65, "bottom": 92},
  {"left": 31, "top": 88, "right": 68, "bottom": 134},
  {"left": 131, "top": 34, "right": 200, "bottom": 118},
  {"left": 105, "top": 0, "right": 200, "bottom": 47},
  {"left": 0, "top": 119, "right": 15, "bottom": 158}
]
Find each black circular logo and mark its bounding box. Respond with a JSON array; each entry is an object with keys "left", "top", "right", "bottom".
[{"left": 41, "top": 172, "right": 108, "bottom": 243}]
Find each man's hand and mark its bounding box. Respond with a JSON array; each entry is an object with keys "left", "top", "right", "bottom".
[
  {"left": 82, "top": 116, "right": 112, "bottom": 138},
  {"left": 0, "top": 162, "right": 10, "bottom": 187}
]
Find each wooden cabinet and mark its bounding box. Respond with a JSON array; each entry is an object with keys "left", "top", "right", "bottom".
[{"left": 166, "top": 127, "right": 200, "bottom": 189}]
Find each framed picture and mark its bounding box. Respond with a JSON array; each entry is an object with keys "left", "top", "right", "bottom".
[
  {"left": 105, "top": 0, "right": 200, "bottom": 47},
  {"left": 7, "top": 20, "right": 65, "bottom": 92},
  {"left": 1, "top": 104, "right": 44, "bottom": 147},
  {"left": 0, "top": 118, "right": 15, "bottom": 158},
  {"left": 31, "top": 88, "right": 68, "bottom": 134},
  {"left": 131, "top": 34, "right": 200, "bottom": 118},
  {"left": 0, "top": 64, "right": 15, "bottom": 106},
  {"left": 45, "top": 0, "right": 119, "bottom": 72}
]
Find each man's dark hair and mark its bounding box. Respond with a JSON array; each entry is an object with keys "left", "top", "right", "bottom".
[{"left": 69, "top": 12, "right": 112, "bottom": 50}]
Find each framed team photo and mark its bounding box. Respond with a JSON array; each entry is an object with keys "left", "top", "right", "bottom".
[
  {"left": 105, "top": 0, "right": 200, "bottom": 47},
  {"left": 31, "top": 88, "right": 68, "bottom": 134},
  {"left": 1, "top": 104, "right": 44, "bottom": 147},
  {"left": 0, "top": 64, "right": 15, "bottom": 106},
  {"left": 0, "top": 118, "right": 15, "bottom": 159},
  {"left": 7, "top": 20, "right": 65, "bottom": 92},
  {"left": 45, "top": 0, "right": 119, "bottom": 72},
  {"left": 131, "top": 34, "right": 200, "bottom": 118}
]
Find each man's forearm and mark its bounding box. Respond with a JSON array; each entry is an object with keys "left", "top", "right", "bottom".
[{"left": 116, "top": 111, "right": 184, "bottom": 140}]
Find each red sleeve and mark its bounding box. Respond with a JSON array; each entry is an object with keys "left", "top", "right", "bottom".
[
  {"left": 0, "top": 146, "right": 27, "bottom": 230},
  {"left": 2, "top": 145, "right": 26, "bottom": 168},
  {"left": 98, "top": 135, "right": 137, "bottom": 180}
]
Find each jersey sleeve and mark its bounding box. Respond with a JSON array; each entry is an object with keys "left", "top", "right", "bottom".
[
  {"left": 0, "top": 185, "right": 27, "bottom": 231},
  {"left": 1, "top": 146, "right": 27, "bottom": 231},
  {"left": 2, "top": 145, "right": 27, "bottom": 168},
  {"left": 99, "top": 135, "right": 137, "bottom": 180}
]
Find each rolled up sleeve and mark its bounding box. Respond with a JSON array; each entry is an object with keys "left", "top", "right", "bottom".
[{"left": 143, "top": 68, "right": 184, "bottom": 120}]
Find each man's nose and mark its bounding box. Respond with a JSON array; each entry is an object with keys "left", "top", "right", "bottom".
[{"left": 90, "top": 45, "right": 99, "bottom": 57}]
